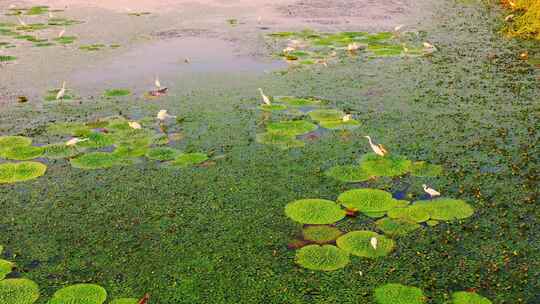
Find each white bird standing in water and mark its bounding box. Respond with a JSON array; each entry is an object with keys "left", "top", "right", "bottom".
[
  {"left": 423, "top": 42, "right": 437, "bottom": 54},
  {"left": 16, "top": 16, "right": 26, "bottom": 26},
  {"left": 394, "top": 24, "right": 405, "bottom": 32},
  {"left": 157, "top": 110, "right": 176, "bottom": 121},
  {"left": 65, "top": 137, "right": 88, "bottom": 146},
  {"left": 342, "top": 114, "right": 352, "bottom": 122},
  {"left": 423, "top": 184, "right": 441, "bottom": 198},
  {"left": 128, "top": 121, "right": 142, "bottom": 129},
  {"left": 347, "top": 42, "right": 361, "bottom": 52},
  {"left": 56, "top": 81, "right": 66, "bottom": 100},
  {"left": 364, "top": 136, "right": 388, "bottom": 157},
  {"left": 258, "top": 88, "right": 271, "bottom": 105},
  {"left": 154, "top": 76, "right": 161, "bottom": 89},
  {"left": 370, "top": 237, "right": 378, "bottom": 249},
  {"left": 58, "top": 28, "right": 66, "bottom": 38}
]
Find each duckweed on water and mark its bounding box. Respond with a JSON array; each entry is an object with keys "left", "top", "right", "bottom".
[
  {"left": 336, "top": 231, "right": 395, "bottom": 258},
  {"left": 0, "top": 162, "right": 47, "bottom": 184},
  {"left": 49, "top": 284, "right": 107, "bottom": 304},
  {"left": 285, "top": 199, "right": 346, "bottom": 224},
  {"left": 295, "top": 244, "right": 350, "bottom": 271},
  {"left": 451, "top": 291, "right": 492, "bottom": 304},
  {"left": 373, "top": 283, "right": 425, "bottom": 304},
  {"left": 302, "top": 225, "right": 343, "bottom": 244},
  {"left": 0, "top": 279, "right": 40, "bottom": 304}
]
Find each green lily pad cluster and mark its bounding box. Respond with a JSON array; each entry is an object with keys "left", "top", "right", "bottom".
[
  {"left": 267, "top": 30, "right": 426, "bottom": 67},
  {"left": 284, "top": 188, "right": 474, "bottom": 270},
  {"left": 326, "top": 153, "right": 443, "bottom": 182},
  {"left": 373, "top": 284, "right": 492, "bottom": 304},
  {"left": 256, "top": 95, "right": 361, "bottom": 148},
  {"left": 0, "top": 136, "right": 48, "bottom": 184}
]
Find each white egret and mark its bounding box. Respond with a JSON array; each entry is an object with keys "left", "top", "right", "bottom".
[
  {"left": 364, "top": 136, "right": 388, "bottom": 156},
  {"left": 65, "top": 137, "right": 88, "bottom": 146},
  {"left": 258, "top": 88, "right": 271, "bottom": 105},
  {"left": 423, "top": 184, "right": 441, "bottom": 197},
  {"left": 157, "top": 110, "right": 175, "bottom": 121},
  {"left": 128, "top": 121, "right": 142, "bottom": 129},
  {"left": 370, "top": 237, "right": 378, "bottom": 249},
  {"left": 56, "top": 81, "right": 66, "bottom": 100}
]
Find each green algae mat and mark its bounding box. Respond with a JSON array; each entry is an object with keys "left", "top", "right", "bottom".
[{"left": 0, "top": 0, "right": 537, "bottom": 303}]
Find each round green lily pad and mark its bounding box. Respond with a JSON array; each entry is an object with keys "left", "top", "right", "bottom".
[
  {"left": 336, "top": 231, "right": 395, "bottom": 257},
  {"left": 146, "top": 147, "right": 182, "bottom": 161},
  {"left": 285, "top": 199, "right": 346, "bottom": 224},
  {"left": 451, "top": 291, "right": 492, "bottom": 304},
  {"left": 387, "top": 205, "right": 430, "bottom": 223},
  {"left": 375, "top": 217, "right": 421, "bottom": 236},
  {"left": 302, "top": 225, "right": 343, "bottom": 244},
  {"left": 360, "top": 153, "right": 412, "bottom": 177},
  {"left": 70, "top": 152, "right": 121, "bottom": 170},
  {"left": 1, "top": 145, "right": 43, "bottom": 160},
  {"left": 0, "top": 278, "right": 40, "bottom": 304},
  {"left": 0, "top": 136, "right": 32, "bottom": 149},
  {"left": 363, "top": 211, "right": 388, "bottom": 218},
  {"left": 266, "top": 120, "right": 317, "bottom": 136},
  {"left": 0, "top": 162, "right": 47, "bottom": 184},
  {"left": 260, "top": 104, "right": 287, "bottom": 112},
  {"left": 110, "top": 299, "right": 138, "bottom": 304},
  {"left": 415, "top": 198, "right": 474, "bottom": 221},
  {"left": 256, "top": 132, "right": 305, "bottom": 149},
  {"left": 308, "top": 109, "right": 345, "bottom": 121},
  {"left": 410, "top": 161, "right": 443, "bottom": 177},
  {"left": 171, "top": 153, "right": 208, "bottom": 167},
  {"left": 104, "top": 89, "right": 131, "bottom": 97},
  {"left": 42, "top": 144, "right": 81, "bottom": 159},
  {"left": 295, "top": 244, "right": 350, "bottom": 271},
  {"left": 426, "top": 220, "right": 439, "bottom": 226},
  {"left": 113, "top": 144, "right": 149, "bottom": 158},
  {"left": 325, "top": 165, "right": 371, "bottom": 183},
  {"left": 76, "top": 133, "right": 114, "bottom": 149},
  {"left": 319, "top": 119, "right": 361, "bottom": 130},
  {"left": 46, "top": 122, "right": 90, "bottom": 136},
  {"left": 275, "top": 96, "right": 322, "bottom": 107},
  {"left": 337, "top": 188, "right": 403, "bottom": 213},
  {"left": 374, "top": 283, "right": 425, "bottom": 304},
  {"left": 49, "top": 284, "right": 107, "bottom": 304},
  {"left": 0, "top": 259, "right": 14, "bottom": 280}
]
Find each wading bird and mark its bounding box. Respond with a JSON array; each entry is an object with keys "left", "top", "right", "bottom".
[
  {"left": 58, "top": 28, "right": 65, "bottom": 38},
  {"left": 423, "top": 184, "right": 441, "bottom": 198},
  {"left": 128, "top": 121, "right": 142, "bottom": 129},
  {"left": 347, "top": 42, "right": 361, "bottom": 52},
  {"left": 65, "top": 137, "right": 88, "bottom": 146},
  {"left": 56, "top": 81, "right": 66, "bottom": 100},
  {"left": 342, "top": 114, "right": 352, "bottom": 122},
  {"left": 157, "top": 109, "right": 175, "bottom": 121},
  {"left": 370, "top": 237, "right": 378, "bottom": 249},
  {"left": 154, "top": 76, "right": 161, "bottom": 89},
  {"left": 423, "top": 42, "right": 437, "bottom": 54},
  {"left": 258, "top": 88, "right": 271, "bottom": 105},
  {"left": 16, "top": 16, "right": 26, "bottom": 26},
  {"left": 364, "top": 136, "right": 388, "bottom": 156}
]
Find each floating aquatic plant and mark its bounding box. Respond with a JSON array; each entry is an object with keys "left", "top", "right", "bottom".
[
  {"left": 76, "top": 132, "right": 114, "bottom": 149},
  {"left": 266, "top": 120, "right": 318, "bottom": 136},
  {"left": 325, "top": 165, "right": 371, "bottom": 183},
  {"left": 295, "top": 244, "right": 350, "bottom": 271},
  {"left": 0, "top": 145, "right": 44, "bottom": 160},
  {"left": 110, "top": 299, "right": 139, "bottom": 304},
  {"left": 387, "top": 204, "right": 431, "bottom": 223},
  {"left": 46, "top": 122, "right": 89, "bottom": 136},
  {"left": 0, "top": 136, "right": 32, "bottom": 149},
  {"left": 451, "top": 291, "right": 492, "bottom": 304},
  {"left": 54, "top": 36, "right": 77, "bottom": 44},
  {"left": 414, "top": 198, "right": 474, "bottom": 221},
  {"left": 285, "top": 199, "right": 346, "bottom": 225},
  {"left": 70, "top": 152, "right": 121, "bottom": 170},
  {"left": 260, "top": 104, "right": 287, "bottom": 112},
  {"left": 0, "top": 162, "right": 47, "bottom": 184},
  {"left": 318, "top": 119, "right": 360, "bottom": 130},
  {"left": 42, "top": 144, "right": 81, "bottom": 159},
  {"left": 360, "top": 153, "right": 412, "bottom": 177},
  {"left": 104, "top": 89, "right": 131, "bottom": 97},
  {"left": 0, "top": 259, "right": 13, "bottom": 280},
  {"left": 256, "top": 132, "right": 305, "bottom": 149},
  {"left": 410, "top": 161, "right": 443, "bottom": 177},
  {"left": 0, "top": 55, "right": 16, "bottom": 62},
  {"left": 25, "top": 6, "right": 49, "bottom": 15},
  {"left": 337, "top": 188, "right": 406, "bottom": 213},
  {"left": 146, "top": 147, "right": 182, "bottom": 161},
  {"left": 113, "top": 144, "right": 149, "bottom": 158},
  {"left": 47, "top": 18, "right": 83, "bottom": 26},
  {"left": 79, "top": 44, "right": 106, "bottom": 51},
  {"left": 302, "top": 225, "right": 343, "bottom": 244},
  {"left": 373, "top": 283, "right": 425, "bottom": 304},
  {"left": 308, "top": 109, "right": 344, "bottom": 121},
  {"left": 16, "top": 24, "right": 48, "bottom": 32},
  {"left": 49, "top": 284, "right": 107, "bottom": 304},
  {"left": 0, "top": 278, "right": 40, "bottom": 304},
  {"left": 275, "top": 96, "right": 322, "bottom": 107},
  {"left": 171, "top": 153, "right": 208, "bottom": 167},
  {"left": 336, "top": 231, "right": 395, "bottom": 257},
  {"left": 375, "top": 217, "right": 421, "bottom": 236}
]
